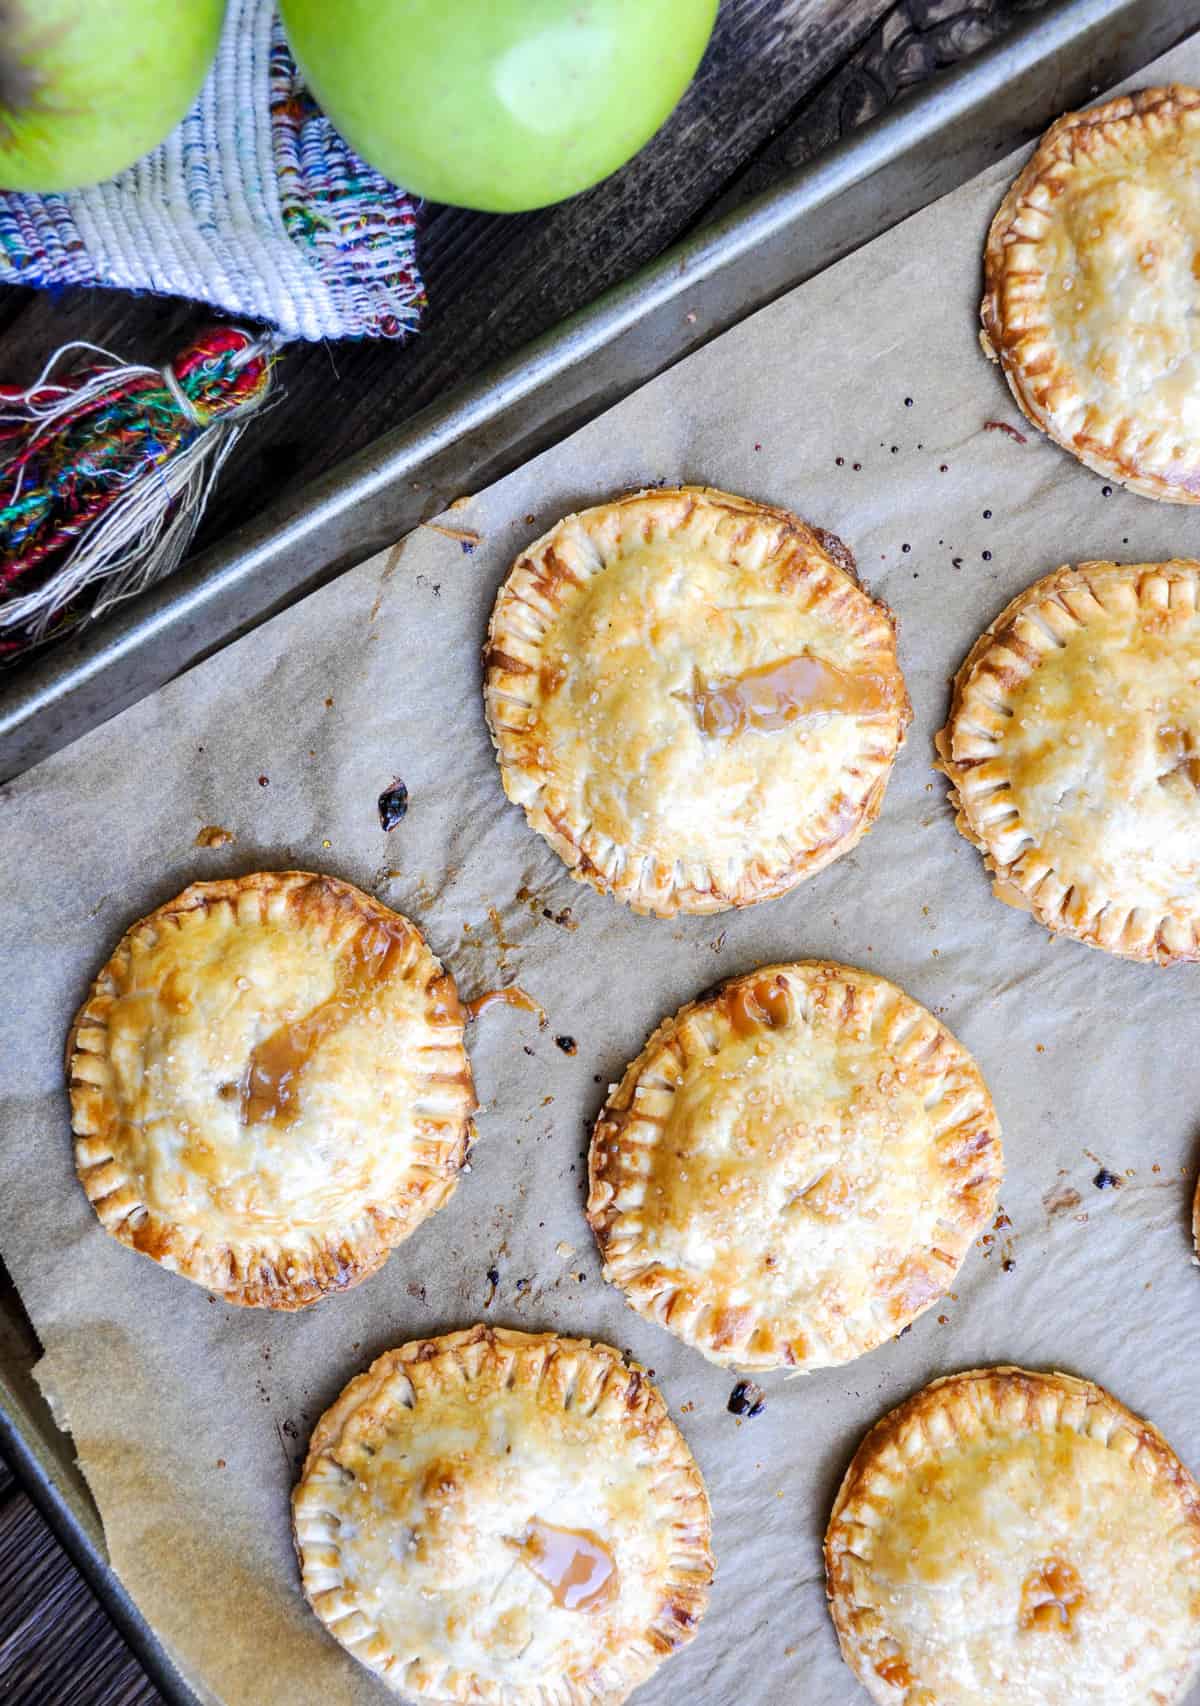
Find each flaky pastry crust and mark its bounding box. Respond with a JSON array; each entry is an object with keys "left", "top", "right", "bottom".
[
  {"left": 938, "top": 561, "right": 1200, "bottom": 963},
  {"left": 587, "top": 963, "right": 1001, "bottom": 1371},
  {"left": 292, "top": 1325, "right": 713, "bottom": 1704},
  {"left": 483, "top": 487, "right": 910, "bottom": 916},
  {"left": 982, "top": 86, "right": 1200, "bottom": 501},
  {"left": 68, "top": 871, "right": 475, "bottom": 1308},
  {"left": 825, "top": 1366, "right": 1200, "bottom": 1705}
]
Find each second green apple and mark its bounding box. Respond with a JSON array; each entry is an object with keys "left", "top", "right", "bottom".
[{"left": 279, "top": 0, "right": 719, "bottom": 213}]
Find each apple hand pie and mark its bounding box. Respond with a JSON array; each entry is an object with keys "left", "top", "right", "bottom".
[
  {"left": 484, "top": 486, "right": 909, "bottom": 916},
  {"left": 982, "top": 86, "right": 1200, "bottom": 502},
  {"left": 588, "top": 962, "right": 1002, "bottom": 1371},
  {"left": 68, "top": 871, "right": 475, "bottom": 1308},
  {"left": 826, "top": 1367, "right": 1200, "bottom": 1705},
  {"left": 293, "top": 1325, "right": 713, "bottom": 1703},
  {"left": 939, "top": 561, "right": 1200, "bottom": 962}
]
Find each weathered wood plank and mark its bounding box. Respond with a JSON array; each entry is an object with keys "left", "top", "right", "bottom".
[
  {"left": 0, "top": 1490, "right": 162, "bottom": 1704},
  {"left": 716, "top": 0, "right": 1051, "bottom": 207},
  {"left": 0, "top": 0, "right": 898, "bottom": 566},
  {"left": 0, "top": 1, "right": 1046, "bottom": 578},
  {"left": 399, "top": 0, "right": 894, "bottom": 400},
  {"left": 0, "top": 1, "right": 1048, "bottom": 585},
  {"left": 197, "top": 0, "right": 1046, "bottom": 551}
]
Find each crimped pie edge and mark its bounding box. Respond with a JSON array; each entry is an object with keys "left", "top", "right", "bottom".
[
  {"left": 824, "top": 1365, "right": 1200, "bottom": 1706},
  {"left": 981, "top": 85, "right": 1200, "bottom": 504},
  {"left": 937, "top": 559, "right": 1200, "bottom": 964},
  {"left": 483, "top": 485, "right": 911, "bottom": 917},
  {"left": 587, "top": 961, "right": 1003, "bottom": 1372},
  {"left": 67, "top": 869, "right": 476, "bottom": 1309},
  {"left": 292, "top": 1324, "right": 714, "bottom": 1705}
]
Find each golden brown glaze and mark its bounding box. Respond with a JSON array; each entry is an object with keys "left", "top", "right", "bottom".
[
  {"left": 68, "top": 872, "right": 475, "bottom": 1309},
  {"left": 588, "top": 962, "right": 1002, "bottom": 1372},
  {"left": 982, "top": 86, "right": 1200, "bottom": 502},
  {"left": 939, "top": 561, "right": 1200, "bottom": 962},
  {"left": 484, "top": 486, "right": 909, "bottom": 916},
  {"left": 826, "top": 1367, "right": 1200, "bottom": 1705},
  {"left": 293, "top": 1326, "right": 712, "bottom": 1704}
]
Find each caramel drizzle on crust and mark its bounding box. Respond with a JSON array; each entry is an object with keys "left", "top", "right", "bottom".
[
  {"left": 239, "top": 909, "right": 420, "bottom": 1128},
  {"left": 811, "top": 525, "right": 861, "bottom": 587},
  {"left": 824, "top": 1366, "right": 1200, "bottom": 1705},
  {"left": 587, "top": 962, "right": 1002, "bottom": 1372},
  {"left": 982, "top": 86, "right": 1200, "bottom": 503},
  {"left": 680, "top": 653, "right": 898, "bottom": 740},
  {"left": 483, "top": 486, "right": 911, "bottom": 918},
  {"left": 1019, "top": 1558, "right": 1085, "bottom": 1635},
  {"left": 464, "top": 984, "right": 546, "bottom": 1024},
  {"left": 484, "top": 646, "right": 532, "bottom": 677},
  {"left": 67, "top": 872, "right": 476, "bottom": 1310},
  {"left": 292, "top": 1326, "right": 714, "bottom": 1702},
  {"left": 937, "top": 560, "right": 1200, "bottom": 964},
  {"left": 514, "top": 1519, "right": 618, "bottom": 1613}
]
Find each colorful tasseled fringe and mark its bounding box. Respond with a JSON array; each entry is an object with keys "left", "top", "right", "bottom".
[{"left": 0, "top": 328, "right": 277, "bottom": 659}]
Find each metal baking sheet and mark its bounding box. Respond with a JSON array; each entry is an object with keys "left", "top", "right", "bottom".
[
  {"left": 1, "top": 2, "right": 1198, "bottom": 1700},
  {"left": 1, "top": 0, "right": 1196, "bottom": 781}
]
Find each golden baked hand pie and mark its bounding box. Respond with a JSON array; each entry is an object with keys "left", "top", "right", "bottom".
[
  {"left": 293, "top": 1325, "right": 712, "bottom": 1704},
  {"left": 68, "top": 871, "right": 475, "bottom": 1308},
  {"left": 939, "top": 560, "right": 1200, "bottom": 963},
  {"left": 826, "top": 1367, "right": 1200, "bottom": 1706},
  {"left": 587, "top": 962, "right": 1001, "bottom": 1371},
  {"left": 484, "top": 486, "right": 909, "bottom": 916},
  {"left": 982, "top": 86, "right": 1200, "bottom": 502}
]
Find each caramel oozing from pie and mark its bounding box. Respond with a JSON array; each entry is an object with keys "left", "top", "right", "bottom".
[
  {"left": 239, "top": 916, "right": 415, "bottom": 1127},
  {"left": 1157, "top": 723, "right": 1200, "bottom": 791},
  {"left": 1019, "top": 1558, "right": 1085, "bottom": 1635},
  {"left": 874, "top": 1654, "right": 913, "bottom": 1688},
  {"left": 729, "top": 975, "right": 794, "bottom": 1037},
  {"left": 539, "top": 657, "right": 567, "bottom": 697},
  {"left": 515, "top": 1518, "right": 618, "bottom": 1612},
  {"left": 465, "top": 984, "right": 547, "bottom": 1024},
  {"left": 682, "top": 653, "right": 894, "bottom": 739}
]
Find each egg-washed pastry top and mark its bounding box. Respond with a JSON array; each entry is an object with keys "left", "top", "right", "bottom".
[
  {"left": 825, "top": 1366, "right": 1200, "bottom": 1706},
  {"left": 587, "top": 962, "right": 1002, "bottom": 1371},
  {"left": 938, "top": 560, "right": 1200, "bottom": 963},
  {"left": 982, "top": 85, "right": 1200, "bottom": 502},
  {"left": 292, "top": 1325, "right": 713, "bottom": 1705},
  {"left": 484, "top": 486, "right": 910, "bottom": 916},
  {"left": 68, "top": 871, "right": 475, "bottom": 1308}
]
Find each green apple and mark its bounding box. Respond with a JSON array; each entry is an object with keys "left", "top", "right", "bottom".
[
  {"left": 0, "top": 0, "right": 226, "bottom": 192},
  {"left": 279, "top": 0, "right": 718, "bottom": 213}
]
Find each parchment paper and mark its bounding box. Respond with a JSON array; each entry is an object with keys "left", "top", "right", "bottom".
[{"left": 5, "top": 34, "right": 1200, "bottom": 1706}]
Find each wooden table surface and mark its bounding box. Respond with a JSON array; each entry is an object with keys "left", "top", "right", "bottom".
[{"left": 0, "top": 2, "right": 1044, "bottom": 1700}]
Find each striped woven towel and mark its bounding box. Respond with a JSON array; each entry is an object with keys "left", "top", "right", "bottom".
[{"left": 0, "top": 0, "right": 424, "bottom": 342}]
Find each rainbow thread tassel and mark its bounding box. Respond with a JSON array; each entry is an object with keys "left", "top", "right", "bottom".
[{"left": 0, "top": 327, "right": 277, "bottom": 659}]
